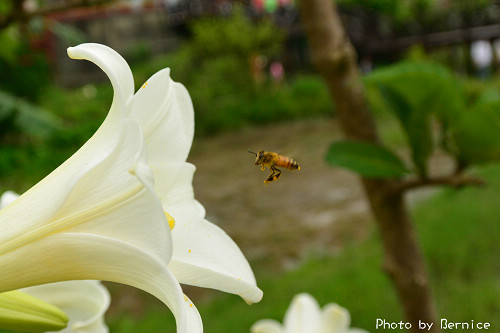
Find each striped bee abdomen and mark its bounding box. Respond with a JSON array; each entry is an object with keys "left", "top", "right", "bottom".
[{"left": 276, "top": 155, "right": 300, "bottom": 170}]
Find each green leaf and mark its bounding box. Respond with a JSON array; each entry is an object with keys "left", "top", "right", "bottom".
[
  {"left": 364, "top": 61, "right": 471, "bottom": 175},
  {"left": 376, "top": 84, "right": 433, "bottom": 176},
  {"left": 364, "top": 60, "right": 466, "bottom": 124},
  {"left": 326, "top": 140, "right": 408, "bottom": 178},
  {"left": 0, "top": 26, "right": 21, "bottom": 63},
  {"left": 0, "top": 90, "right": 62, "bottom": 139},
  {"left": 454, "top": 101, "right": 500, "bottom": 164}
]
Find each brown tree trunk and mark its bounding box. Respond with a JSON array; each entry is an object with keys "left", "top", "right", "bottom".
[{"left": 297, "top": 1, "right": 439, "bottom": 331}]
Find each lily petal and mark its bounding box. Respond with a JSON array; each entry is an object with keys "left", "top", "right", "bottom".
[
  {"left": 165, "top": 164, "right": 263, "bottom": 304},
  {"left": 319, "top": 303, "right": 350, "bottom": 333},
  {"left": 22, "top": 280, "right": 110, "bottom": 333},
  {"left": 2, "top": 233, "right": 200, "bottom": 332},
  {"left": 253, "top": 294, "right": 367, "bottom": 333},
  {"left": 283, "top": 293, "right": 321, "bottom": 333},
  {"left": 129, "top": 68, "right": 194, "bottom": 197},
  {"left": 68, "top": 43, "right": 134, "bottom": 113},
  {"left": 251, "top": 319, "right": 285, "bottom": 333},
  {"left": 160, "top": 163, "right": 206, "bottom": 218}
]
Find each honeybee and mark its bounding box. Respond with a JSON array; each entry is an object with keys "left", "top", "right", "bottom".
[{"left": 249, "top": 150, "right": 300, "bottom": 184}]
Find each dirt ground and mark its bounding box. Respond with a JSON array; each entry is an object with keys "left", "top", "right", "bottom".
[{"left": 188, "top": 118, "right": 374, "bottom": 269}]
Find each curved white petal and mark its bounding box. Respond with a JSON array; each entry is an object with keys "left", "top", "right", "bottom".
[
  {"left": 168, "top": 216, "right": 263, "bottom": 304},
  {"left": 165, "top": 164, "right": 263, "bottom": 304},
  {"left": 283, "top": 293, "right": 321, "bottom": 333},
  {"left": 129, "top": 68, "right": 195, "bottom": 196},
  {"left": 319, "top": 303, "right": 350, "bottom": 333},
  {"left": 1, "top": 233, "right": 201, "bottom": 333},
  {"left": 22, "top": 280, "right": 110, "bottom": 333},
  {"left": 251, "top": 319, "right": 285, "bottom": 333},
  {"left": 68, "top": 43, "right": 134, "bottom": 114}
]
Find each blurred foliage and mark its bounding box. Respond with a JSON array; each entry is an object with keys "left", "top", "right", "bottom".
[
  {"left": 149, "top": 5, "right": 283, "bottom": 90},
  {"left": 0, "top": 83, "right": 112, "bottom": 193},
  {"left": 338, "top": 0, "right": 497, "bottom": 37},
  {"left": 367, "top": 60, "right": 500, "bottom": 166},
  {"left": 131, "top": 5, "right": 334, "bottom": 135},
  {"left": 0, "top": 35, "right": 49, "bottom": 100},
  {"left": 327, "top": 59, "right": 500, "bottom": 178},
  {"left": 0, "top": 25, "right": 20, "bottom": 63},
  {"left": 0, "top": 90, "right": 61, "bottom": 142},
  {"left": 338, "top": 0, "right": 422, "bottom": 24},
  {"left": 338, "top": 0, "right": 495, "bottom": 22}
]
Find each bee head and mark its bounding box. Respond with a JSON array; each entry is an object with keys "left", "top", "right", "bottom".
[
  {"left": 248, "top": 150, "right": 265, "bottom": 165},
  {"left": 255, "top": 150, "right": 265, "bottom": 165}
]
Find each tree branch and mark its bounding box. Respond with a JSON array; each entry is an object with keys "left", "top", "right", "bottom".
[{"left": 395, "top": 174, "right": 485, "bottom": 193}]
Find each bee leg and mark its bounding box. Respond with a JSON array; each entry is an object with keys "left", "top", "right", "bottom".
[
  {"left": 261, "top": 165, "right": 266, "bottom": 171},
  {"left": 265, "top": 166, "right": 281, "bottom": 183},
  {"left": 273, "top": 167, "right": 282, "bottom": 181}
]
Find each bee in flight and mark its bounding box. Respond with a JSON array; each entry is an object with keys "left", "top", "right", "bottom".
[{"left": 249, "top": 150, "right": 300, "bottom": 184}]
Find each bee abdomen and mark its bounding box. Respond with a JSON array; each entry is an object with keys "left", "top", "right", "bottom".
[
  {"left": 276, "top": 155, "right": 300, "bottom": 170},
  {"left": 290, "top": 160, "right": 300, "bottom": 170}
]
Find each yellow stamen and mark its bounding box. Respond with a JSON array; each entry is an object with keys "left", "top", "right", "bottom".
[{"left": 164, "top": 212, "right": 175, "bottom": 230}]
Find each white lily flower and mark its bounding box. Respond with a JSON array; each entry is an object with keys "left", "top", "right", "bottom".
[
  {"left": 2, "top": 193, "right": 109, "bottom": 333},
  {"left": 0, "top": 43, "right": 261, "bottom": 333},
  {"left": 251, "top": 293, "right": 368, "bottom": 333},
  {"left": 21, "top": 280, "right": 110, "bottom": 333}
]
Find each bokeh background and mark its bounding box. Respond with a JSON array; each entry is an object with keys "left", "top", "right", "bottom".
[{"left": 1, "top": 0, "right": 499, "bottom": 332}]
